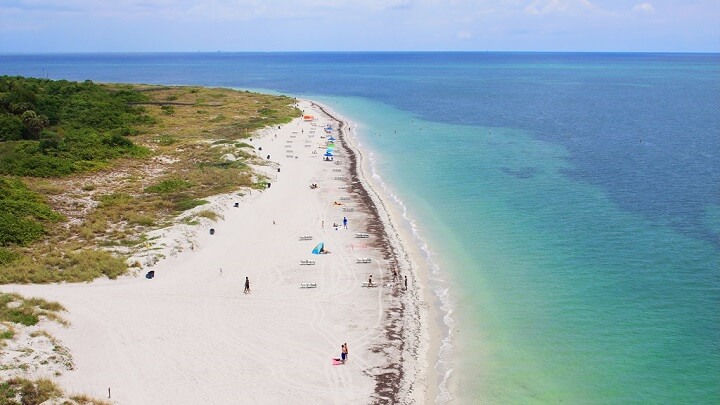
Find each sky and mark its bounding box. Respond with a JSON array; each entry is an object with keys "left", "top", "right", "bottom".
[{"left": 0, "top": 0, "right": 718, "bottom": 52}]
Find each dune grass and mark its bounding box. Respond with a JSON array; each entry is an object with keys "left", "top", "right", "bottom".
[
  {"left": 0, "top": 292, "right": 66, "bottom": 328},
  {"left": 0, "top": 377, "right": 110, "bottom": 405}
]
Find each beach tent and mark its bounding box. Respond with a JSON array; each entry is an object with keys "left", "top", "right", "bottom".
[{"left": 312, "top": 242, "right": 324, "bottom": 254}]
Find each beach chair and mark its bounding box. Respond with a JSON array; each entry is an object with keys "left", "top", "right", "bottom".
[
  {"left": 338, "top": 185, "right": 347, "bottom": 189},
  {"left": 333, "top": 168, "right": 342, "bottom": 172},
  {"left": 298, "top": 236, "right": 314, "bottom": 241},
  {"left": 343, "top": 208, "right": 355, "bottom": 212},
  {"left": 286, "top": 155, "right": 295, "bottom": 158},
  {"left": 339, "top": 197, "right": 351, "bottom": 201},
  {"left": 361, "top": 282, "right": 378, "bottom": 288},
  {"left": 355, "top": 233, "right": 369, "bottom": 239},
  {"left": 300, "top": 283, "right": 317, "bottom": 288},
  {"left": 356, "top": 258, "right": 372, "bottom": 264},
  {"left": 334, "top": 176, "right": 346, "bottom": 180},
  {"left": 300, "top": 260, "right": 316, "bottom": 265}
]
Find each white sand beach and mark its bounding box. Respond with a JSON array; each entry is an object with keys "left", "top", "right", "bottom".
[{"left": 2, "top": 100, "right": 431, "bottom": 404}]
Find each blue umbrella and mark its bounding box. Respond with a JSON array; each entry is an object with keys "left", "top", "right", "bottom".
[{"left": 327, "top": 136, "right": 336, "bottom": 141}]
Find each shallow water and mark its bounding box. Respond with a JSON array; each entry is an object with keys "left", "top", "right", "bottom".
[{"left": 2, "top": 52, "right": 719, "bottom": 403}]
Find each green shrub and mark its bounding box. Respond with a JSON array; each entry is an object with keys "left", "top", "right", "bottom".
[
  {"left": 145, "top": 178, "right": 192, "bottom": 194},
  {"left": 0, "top": 177, "right": 63, "bottom": 246},
  {"left": 157, "top": 134, "right": 178, "bottom": 145},
  {"left": 0, "top": 114, "right": 23, "bottom": 141},
  {"left": 175, "top": 198, "right": 207, "bottom": 211},
  {"left": 0, "top": 247, "right": 19, "bottom": 264},
  {"left": 98, "top": 192, "right": 133, "bottom": 207}
]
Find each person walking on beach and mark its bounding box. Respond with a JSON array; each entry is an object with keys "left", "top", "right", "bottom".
[
  {"left": 368, "top": 275, "right": 373, "bottom": 287},
  {"left": 342, "top": 343, "right": 348, "bottom": 363},
  {"left": 404, "top": 275, "right": 407, "bottom": 290},
  {"left": 392, "top": 268, "right": 398, "bottom": 282},
  {"left": 343, "top": 216, "right": 348, "bottom": 229},
  {"left": 244, "top": 277, "right": 250, "bottom": 294}
]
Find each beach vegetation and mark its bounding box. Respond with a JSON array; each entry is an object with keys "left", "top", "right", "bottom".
[
  {"left": 145, "top": 178, "right": 193, "bottom": 194},
  {"left": 0, "top": 292, "right": 65, "bottom": 328},
  {"left": 0, "top": 377, "right": 109, "bottom": 405},
  {"left": 0, "top": 78, "right": 299, "bottom": 284},
  {"left": 195, "top": 210, "right": 220, "bottom": 221},
  {"left": 0, "top": 177, "right": 63, "bottom": 246},
  {"left": 0, "top": 247, "right": 127, "bottom": 284},
  {"left": 0, "top": 76, "right": 152, "bottom": 177},
  {"left": 0, "top": 378, "right": 62, "bottom": 405}
]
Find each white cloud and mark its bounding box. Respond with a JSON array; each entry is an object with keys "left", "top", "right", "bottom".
[
  {"left": 633, "top": 2, "right": 655, "bottom": 13},
  {"left": 456, "top": 30, "right": 473, "bottom": 39},
  {"left": 524, "top": 0, "right": 595, "bottom": 15}
]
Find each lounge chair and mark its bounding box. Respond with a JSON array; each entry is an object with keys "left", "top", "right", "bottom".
[{"left": 300, "top": 283, "right": 317, "bottom": 288}]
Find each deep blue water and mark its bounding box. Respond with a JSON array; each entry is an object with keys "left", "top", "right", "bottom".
[{"left": 2, "top": 52, "right": 719, "bottom": 403}]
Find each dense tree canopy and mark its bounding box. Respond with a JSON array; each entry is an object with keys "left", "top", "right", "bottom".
[{"left": 0, "top": 76, "right": 153, "bottom": 176}]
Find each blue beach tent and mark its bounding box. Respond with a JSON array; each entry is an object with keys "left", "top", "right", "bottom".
[{"left": 312, "top": 242, "right": 324, "bottom": 254}]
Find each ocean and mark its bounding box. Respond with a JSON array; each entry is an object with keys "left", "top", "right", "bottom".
[{"left": 1, "top": 52, "right": 718, "bottom": 403}]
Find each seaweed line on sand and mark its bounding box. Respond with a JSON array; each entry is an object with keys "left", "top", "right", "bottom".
[{"left": 314, "top": 102, "right": 426, "bottom": 404}]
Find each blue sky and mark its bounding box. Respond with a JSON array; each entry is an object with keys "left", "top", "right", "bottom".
[{"left": 0, "top": 0, "right": 718, "bottom": 52}]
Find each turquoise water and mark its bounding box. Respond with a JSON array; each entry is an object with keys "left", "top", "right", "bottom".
[
  {"left": 314, "top": 97, "right": 720, "bottom": 403},
  {"left": 2, "top": 53, "right": 719, "bottom": 403}
]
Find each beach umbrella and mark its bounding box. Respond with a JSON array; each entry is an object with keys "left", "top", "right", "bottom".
[
  {"left": 326, "top": 142, "right": 336, "bottom": 148},
  {"left": 312, "top": 242, "right": 324, "bottom": 254},
  {"left": 324, "top": 152, "right": 334, "bottom": 157},
  {"left": 327, "top": 136, "right": 336, "bottom": 141}
]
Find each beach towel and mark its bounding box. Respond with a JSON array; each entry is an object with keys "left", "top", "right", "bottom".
[{"left": 332, "top": 358, "right": 344, "bottom": 365}]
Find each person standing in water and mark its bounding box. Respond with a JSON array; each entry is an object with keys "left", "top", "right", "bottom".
[{"left": 244, "top": 277, "right": 250, "bottom": 294}]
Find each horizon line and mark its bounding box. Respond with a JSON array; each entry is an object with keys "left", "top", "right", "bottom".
[{"left": 1, "top": 50, "right": 719, "bottom": 55}]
